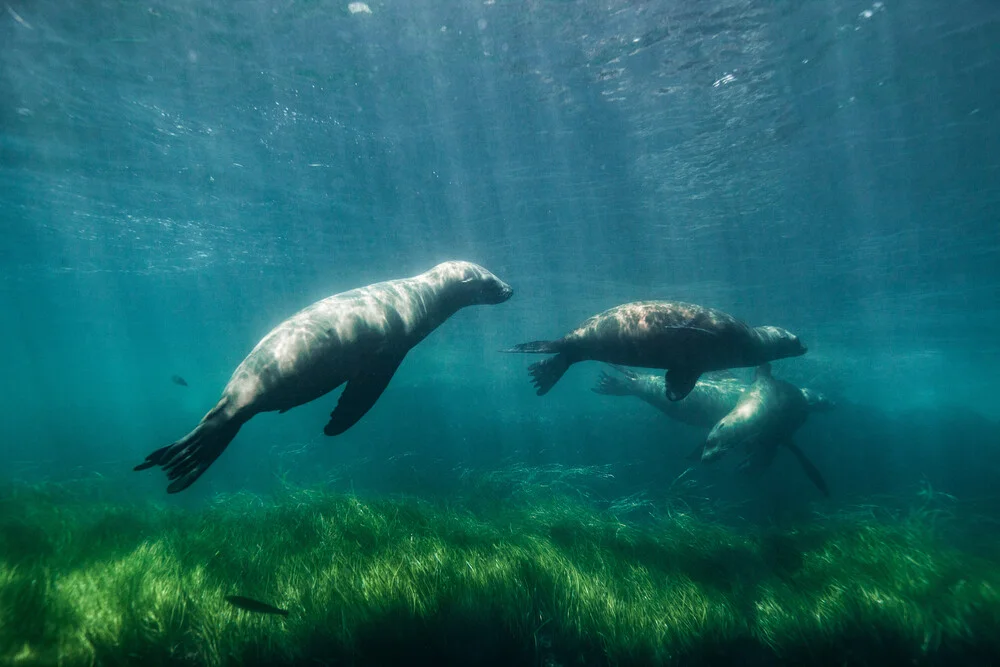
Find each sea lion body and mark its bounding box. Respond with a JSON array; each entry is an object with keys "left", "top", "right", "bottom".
[
  {"left": 699, "top": 364, "right": 829, "bottom": 496},
  {"left": 593, "top": 366, "right": 746, "bottom": 428},
  {"left": 506, "top": 301, "right": 806, "bottom": 401},
  {"left": 593, "top": 365, "right": 834, "bottom": 429},
  {"left": 136, "top": 261, "right": 513, "bottom": 493}
]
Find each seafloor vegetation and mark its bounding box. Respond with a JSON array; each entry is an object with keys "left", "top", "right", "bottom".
[{"left": 1, "top": 467, "right": 998, "bottom": 666}]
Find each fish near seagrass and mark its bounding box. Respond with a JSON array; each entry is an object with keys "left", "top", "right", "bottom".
[{"left": 224, "top": 595, "right": 289, "bottom": 616}]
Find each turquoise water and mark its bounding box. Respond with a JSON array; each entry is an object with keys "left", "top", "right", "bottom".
[
  {"left": 2, "top": 1, "right": 1000, "bottom": 662},
  {"left": 3, "top": 0, "right": 998, "bottom": 506},
  {"left": 3, "top": 0, "right": 999, "bottom": 507}
]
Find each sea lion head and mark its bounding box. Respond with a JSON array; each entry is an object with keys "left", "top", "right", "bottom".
[
  {"left": 702, "top": 395, "right": 761, "bottom": 462},
  {"left": 430, "top": 261, "right": 514, "bottom": 305},
  {"left": 754, "top": 325, "right": 807, "bottom": 359},
  {"left": 800, "top": 387, "right": 836, "bottom": 411}
]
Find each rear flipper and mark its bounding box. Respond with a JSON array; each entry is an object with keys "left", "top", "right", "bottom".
[
  {"left": 783, "top": 442, "right": 830, "bottom": 497},
  {"left": 500, "top": 340, "right": 571, "bottom": 396},
  {"left": 528, "top": 354, "right": 572, "bottom": 396},
  {"left": 592, "top": 371, "right": 632, "bottom": 396},
  {"left": 134, "top": 408, "right": 243, "bottom": 493}
]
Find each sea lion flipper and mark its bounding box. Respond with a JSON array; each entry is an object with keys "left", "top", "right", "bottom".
[
  {"left": 134, "top": 409, "right": 243, "bottom": 494},
  {"left": 323, "top": 355, "right": 404, "bottom": 436},
  {"left": 527, "top": 354, "right": 571, "bottom": 396},
  {"left": 783, "top": 441, "right": 830, "bottom": 497},
  {"left": 685, "top": 442, "right": 706, "bottom": 462},
  {"left": 664, "top": 368, "right": 700, "bottom": 401},
  {"left": 735, "top": 446, "right": 778, "bottom": 477},
  {"left": 592, "top": 370, "right": 631, "bottom": 396}
]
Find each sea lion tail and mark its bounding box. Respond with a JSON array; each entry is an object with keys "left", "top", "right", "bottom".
[
  {"left": 527, "top": 354, "right": 571, "bottom": 396},
  {"left": 500, "top": 340, "right": 559, "bottom": 354},
  {"left": 134, "top": 410, "right": 243, "bottom": 493}
]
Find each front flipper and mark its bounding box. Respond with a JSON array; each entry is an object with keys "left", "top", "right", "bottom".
[
  {"left": 665, "top": 367, "right": 701, "bottom": 401},
  {"left": 323, "top": 355, "right": 405, "bottom": 436},
  {"left": 783, "top": 441, "right": 830, "bottom": 497},
  {"left": 735, "top": 444, "right": 778, "bottom": 476},
  {"left": 685, "top": 442, "right": 706, "bottom": 462}
]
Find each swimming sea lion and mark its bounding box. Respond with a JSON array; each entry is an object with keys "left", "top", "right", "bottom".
[
  {"left": 593, "top": 364, "right": 834, "bottom": 429},
  {"left": 593, "top": 365, "right": 745, "bottom": 428},
  {"left": 135, "top": 261, "right": 513, "bottom": 493},
  {"left": 504, "top": 301, "right": 806, "bottom": 400},
  {"left": 697, "top": 364, "right": 829, "bottom": 496}
]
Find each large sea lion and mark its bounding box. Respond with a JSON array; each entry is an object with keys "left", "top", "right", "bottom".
[
  {"left": 592, "top": 364, "right": 835, "bottom": 429},
  {"left": 135, "top": 261, "right": 513, "bottom": 493},
  {"left": 504, "top": 301, "right": 806, "bottom": 400},
  {"left": 695, "top": 363, "right": 830, "bottom": 496}
]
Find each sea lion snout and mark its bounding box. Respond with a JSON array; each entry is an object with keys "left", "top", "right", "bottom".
[
  {"left": 781, "top": 333, "right": 807, "bottom": 357},
  {"left": 469, "top": 269, "right": 513, "bottom": 305},
  {"left": 436, "top": 261, "right": 513, "bottom": 305},
  {"left": 478, "top": 278, "right": 513, "bottom": 305},
  {"left": 755, "top": 325, "right": 806, "bottom": 358}
]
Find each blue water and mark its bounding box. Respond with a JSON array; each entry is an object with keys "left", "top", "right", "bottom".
[{"left": 1, "top": 0, "right": 999, "bottom": 510}]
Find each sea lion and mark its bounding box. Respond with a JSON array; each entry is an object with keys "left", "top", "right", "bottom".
[
  {"left": 135, "top": 261, "right": 513, "bottom": 493},
  {"left": 696, "top": 364, "right": 829, "bottom": 496},
  {"left": 593, "top": 365, "right": 835, "bottom": 429},
  {"left": 504, "top": 301, "right": 806, "bottom": 400},
  {"left": 593, "top": 365, "right": 746, "bottom": 428}
]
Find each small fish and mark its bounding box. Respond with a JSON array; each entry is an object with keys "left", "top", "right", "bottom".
[
  {"left": 224, "top": 595, "right": 289, "bottom": 616},
  {"left": 171, "top": 375, "right": 189, "bottom": 387}
]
